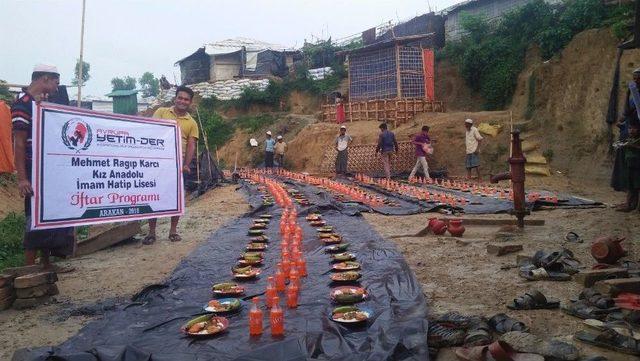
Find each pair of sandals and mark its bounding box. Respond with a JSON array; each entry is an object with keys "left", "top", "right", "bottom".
[
  {"left": 575, "top": 322, "right": 640, "bottom": 356},
  {"left": 507, "top": 290, "right": 560, "bottom": 310},
  {"left": 455, "top": 340, "right": 544, "bottom": 361},
  {"left": 142, "top": 233, "right": 182, "bottom": 245},
  {"left": 519, "top": 250, "right": 580, "bottom": 281},
  {"left": 464, "top": 314, "right": 530, "bottom": 346},
  {"left": 430, "top": 312, "right": 529, "bottom": 349},
  {"left": 562, "top": 288, "right": 618, "bottom": 320}
]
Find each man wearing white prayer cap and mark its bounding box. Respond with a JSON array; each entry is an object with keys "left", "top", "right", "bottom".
[{"left": 11, "top": 64, "right": 74, "bottom": 271}]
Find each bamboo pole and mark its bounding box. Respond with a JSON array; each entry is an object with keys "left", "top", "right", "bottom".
[{"left": 76, "top": 0, "right": 86, "bottom": 107}]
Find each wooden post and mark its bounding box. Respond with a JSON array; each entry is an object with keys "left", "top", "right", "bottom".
[
  {"left": 76, "top": 0, "right": 86, "bottom": 106},
  {"left": 349, "top": 102, "right": 353, "bottom": 122}
]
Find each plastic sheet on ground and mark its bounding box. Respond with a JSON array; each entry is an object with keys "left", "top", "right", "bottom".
[{"left": 15, "top": 187, "right": 429, "bottom": 361}]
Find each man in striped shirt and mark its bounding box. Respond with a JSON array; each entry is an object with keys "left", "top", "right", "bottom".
[{"left": 12, "top": 64, "right": 75, "bottom": 270}]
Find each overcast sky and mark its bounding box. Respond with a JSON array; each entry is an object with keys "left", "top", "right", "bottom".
[{"left": 0, "top": 0, "right": 459, "bottom": 99}]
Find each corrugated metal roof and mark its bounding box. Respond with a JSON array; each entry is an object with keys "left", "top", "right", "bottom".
[{"left": 106, "top": 89, "right": 138, "bottom": 97}]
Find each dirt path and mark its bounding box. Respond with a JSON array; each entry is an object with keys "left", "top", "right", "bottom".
[
  {"left": 364, "top": 195, "right": 640, "bottom": 360},
  {"left": 0, "top": 185, "right": 248, "bottom": 360}
]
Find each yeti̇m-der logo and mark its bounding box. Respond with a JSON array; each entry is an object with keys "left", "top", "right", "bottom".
[{"left": 62, "top": 118, "right": 93, "bottom": 151}]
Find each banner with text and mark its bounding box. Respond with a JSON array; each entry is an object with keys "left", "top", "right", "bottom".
[{"left": 31, "top": 102, "right": 184, "bottom": 229}]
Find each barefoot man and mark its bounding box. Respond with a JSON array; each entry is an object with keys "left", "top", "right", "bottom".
[{"left": 464, "top": 118, "right": 483, "bottom": 180}]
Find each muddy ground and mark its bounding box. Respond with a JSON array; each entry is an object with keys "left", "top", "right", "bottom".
[{"left": 1, "top": 182, "right": 639, "bottom": 360}]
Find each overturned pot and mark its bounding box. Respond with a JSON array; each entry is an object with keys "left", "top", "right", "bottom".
[{"left": 590, "top": 235, "right": 626, "bottom": 264}]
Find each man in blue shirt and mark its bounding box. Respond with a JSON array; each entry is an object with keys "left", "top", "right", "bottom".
[
  {"left": 375, "top": 123, "right": 398, "bottom": 180},
  {"left": 409, "top": 125, "right": 432, "bottom": 181},
  {"left": 264, "top": 130, "right": 276, "bottom": 169}
]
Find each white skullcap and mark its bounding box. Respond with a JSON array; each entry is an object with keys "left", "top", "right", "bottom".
[
  {"left": 33, "top": 63, "right": 59, "bottom": 75},
  {"left": 340, "top": 125, "right": 346, "bottom": 129},
  {"left": 465, "top": 119, "right": 473, "bottom": 124},
  {"left": 277, "top": 135, "right": 282, "bottom": 139},
  {"left": 266, "top": 131, "right": 272, "bottom": 135}
]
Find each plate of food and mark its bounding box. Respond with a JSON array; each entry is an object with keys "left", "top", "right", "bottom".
[
  {"left": 182, "top": 315, "right": 229, "bottom": 337},
  {"left": 332, "top": 252, "right": 356, "bottom": 262},
  {"left": 250, "top": 223, "right": 266, "bottom": 230},
  {"left": 332, "top": 261, "right": 360, "bottom": 271},
  {"left": 331, "top": 306, "right": 371, "bottom": 324},
  {"left": 322, "top": 235, "right": 343, "bottom": 244},
  {"left": 246, "top": 242, "right": 267, "bottom": 251},
  {"left": 204, "top": 298, "right": 241, "bottom": 313},
  {"left": 306, "top": 214, "right": 321, "bottom": 221},
  {"left": 309, "top": 220, "right": 326, "bottom": 227},
  {"left": 248, "top": 229, "right": 264, "bottom": 236},
  {"left": 330, "top": 286, "right": 368, "bottom": 304},
  {"left": 253, "top": 218, "right": 269, "bottom": 224},
  {"left": 249, "top": 235, "right": 269, "bottom": 243},
  {"left": 212, "top": 282, "right": 245, "bottom": 296},
  {"left": 237, "top": 257, "right": 262, "bottom": 266},
  {"left": 325, "top": 243, "right": 349, "bottom": 253},
  {"left": 232, "top": 265, "right": 261, "bottom": 279},
  {"left": 330, "top": 271, "right": 361, "bottom": 282},
  {"left": 317, "top": 226, "right": 334, "bottom": 233},
  {"left": 259, "top": 214, "right": 273, "bottom": 219},
  {"left": 242, "top": 251, "right": 264, "bottom": 259}
]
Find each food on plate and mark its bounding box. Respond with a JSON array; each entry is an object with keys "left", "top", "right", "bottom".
[
  {"left": 330, "top": 286, "right": 367, "bottom": 303},
  {"left": 322, "top": 234, "right": 343, "bottom": 244},
  {"left": 205, "top": 298, "right": 240, "bottom": 313},
  {"left": 183, "top": 315, "right": 229, "bottom": 336},
  {"left": 317, "top": 226, "right": 334, "bottom": 233},
  {"left": 310, "top": 220, "right": 326, "bottom": 227},
  {"left": 232, "top": 265, "right": 261, "bottom": 278},
  {"left": 331, "top": 306, "right": 370, "bottom": 323},
  {"left": 212, "top": 282, "right": 244, "bottom": 295},
  {"left": 259, "top": 214, "right": 273, "bottom": 219},
  {"left": 248, "top": 229, "right": 264, "bottom": 236},
  {"left": 250, "top": 223, "right": 266, "bottom": 230},
  {"left": 306, "top": 214, "right": 321, "bottom": 221},
  {"left": 325, "top": 243, "right": 349, "bottom": 253},
  {"left": 332, "top": 252, "right": 356, "bottom": 262},
  {"left": 332, "top": 261, "right": 360, "bottom": 271},
  {"left": 330, "top": 271, "right": 361, "bottom": 282},
  {"left": 249, "top": 235, "right": 269, "bottom": 243},
  {"left": 246, "top": 242, "right": 267, "bottom": 251}
]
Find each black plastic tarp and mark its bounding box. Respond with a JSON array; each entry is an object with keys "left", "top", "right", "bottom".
[{"left": 15, "top": 185, "right": 429, "bottom": 361}]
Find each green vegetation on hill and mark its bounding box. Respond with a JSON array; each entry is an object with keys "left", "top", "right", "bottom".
[
  {"left": 440, "top": 0, "right": 634, "bottom": 110},
  {"left": 0, "top": 212, "right": 25, "bottom": 270}
]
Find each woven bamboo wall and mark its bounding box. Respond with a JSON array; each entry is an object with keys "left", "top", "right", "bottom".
[
  {"left": 322, "top": 98, "right": 445, "bottom": 125},
  {"left": 321, "top": 141, "right": 424, "bottom": 174}
]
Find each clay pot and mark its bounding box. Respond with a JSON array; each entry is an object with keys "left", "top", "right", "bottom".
[
  {"left": 431, "top": 219, "right": 448, "bottom": 235},
  {"left": 427, "top": 217, "right": 439, "bottom": 231},
  {"left": 447, "top": 219, "right": 466, "bottom": 237},
  {"left": 591, "top": 235, "right": 626, "bottom": 264}
]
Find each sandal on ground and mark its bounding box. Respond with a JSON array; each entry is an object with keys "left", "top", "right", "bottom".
[
  {"left": 455, "top": 340, "right": 544, "bottom": 361},
  {"left": 428, "top": 322, "right": 466, "bottom": 348},
  {"left": 519, "top": 267, "right": 571, "bottom": 281},
  {"left": 575, "top": 328, "right": 640, "bottom": 356},
  {"left": 434, "top": 311, "right": 477, "bottom": 328},
  {"left": 489, "top": 313, "right": 529, "bottom": 334},
  {"left": 562, "top": 301, "right": 611, "bottom": 320},
  {"left": 142, "top": 235, "right": 156, "bottom": 245},
  {"left": 583, "top": 319, "right": 640, "bottom": 340},
  {"left": 564, "top": 231, "right": 582, "bottom": 243},
  {"left": 578, "top": 288, "right": 617, "bottom": 310},
  {"left": 168, "top": 233, "right": 182, "bottom": 242},
  {"left": 507, "top": 290, "right": 560, "bottom": 310},
  {"left": 500, "top": 331, "right": 579, "bottom": 361},
  {"left": 465, "top": 319, "right": 493, "bottom": 346}
]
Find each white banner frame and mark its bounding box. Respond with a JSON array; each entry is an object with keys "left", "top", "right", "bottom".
[{"left": 31, "top": 102, "right": 184, "bottom": 229}]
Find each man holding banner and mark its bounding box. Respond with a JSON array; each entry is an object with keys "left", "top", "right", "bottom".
[
  {"left": 12, "top": 64, "right": 75, "bottom": 269},
  {"left": 143, "top": 86, "right": 199, "bottom": 244}
]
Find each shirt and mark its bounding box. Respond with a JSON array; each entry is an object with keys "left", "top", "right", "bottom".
[
  {"left": 152, "top": 107, "right": 199, "bottom": 156},
  {"left": 274, "top": 141, "right": 287, "bottom": 155},
  {"left": 11, "top": 92, "right": 35, "bottom": 163},
  {"left": 335, "top": 134, "right": 352, "bottom": 151},
  {"left": 465, "top": 126, "right": 483, "bottom": 154},
  {"left": 265, "top": 138, "right": 276, "bottom": 152},
  {"left": 377, "top": 130, "right": 397, "bottom": 153},
  {"left": 414, "top": 133, "right": 431, "bottom": 157}
]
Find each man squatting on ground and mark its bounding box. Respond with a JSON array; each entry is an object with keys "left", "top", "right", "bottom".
[
  {"left": 409, "top": 125, "right": 432, "bottom": 181},
  {"left": 143, "top": 85, "right": 199, "bottom": 244},
  {"left": 335, "top": 125, "right": 352, "bottom": 175},
  {"left": 464, "top": 118, "right": 483, "bottom": 180},
  {"left": 12, "top": 64, "right": 75, "bottom": 269},
  {"left": 376, "top": 122, "right": 398, "bottom": 180}
]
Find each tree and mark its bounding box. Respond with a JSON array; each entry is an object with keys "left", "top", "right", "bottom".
[
  {"left": 139, "top": 72, "right": 159, "bottom": 97},
  {"left": 71, "top": 59, "right": 90, "bottom": 86},
  {"left": 111, "top": 76, "right": 137, "bottom": 91}
]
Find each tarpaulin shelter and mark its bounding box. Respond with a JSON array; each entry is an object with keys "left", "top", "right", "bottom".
[{"left": 176, "top": 37, "right": 301, "bottom": 85}]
